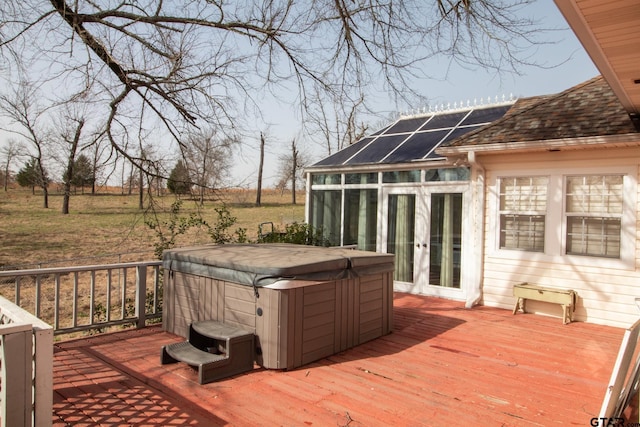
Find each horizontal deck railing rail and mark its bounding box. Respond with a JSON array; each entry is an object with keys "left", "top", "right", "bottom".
[{"left": 0, "top": 261, "right": 163, "bottom": 336}]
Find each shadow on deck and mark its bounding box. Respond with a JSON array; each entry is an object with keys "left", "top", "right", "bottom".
[{"left": 53, "top": 294, "right": 630, "bottom": 426}]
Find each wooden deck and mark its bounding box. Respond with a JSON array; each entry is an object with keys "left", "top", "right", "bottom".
[{"left": 52, "top": 294, "right": 633, "bottom": 426}]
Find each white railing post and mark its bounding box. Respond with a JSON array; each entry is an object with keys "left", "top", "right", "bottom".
[
  {"left": 0, "top": 322, "right": 32, "bottom": 427},
  {"left": 0, "top": 296, "right": 54, "bottom": 427},
  {"left": 33, "top": 323, "right": 54, "bottom": 427}
]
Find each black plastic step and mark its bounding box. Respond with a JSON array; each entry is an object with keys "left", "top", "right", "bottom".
[
  {"left": 161, "top": 320, "right": 256, "bottom": 384},
  {"left": 191, "top": 320, "right": 253, "bottom": 341},
  {"left": 161, "top": 341, "right": 227, "bottom": 366}
]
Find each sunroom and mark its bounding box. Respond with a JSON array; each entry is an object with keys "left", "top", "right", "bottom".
[{"left": 304, "top": 101, "right": 514, "bottom": 305}]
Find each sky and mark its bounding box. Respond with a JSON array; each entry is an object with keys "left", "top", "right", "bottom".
[
  {"left": 231, "top": 0, "right": 600, "bottom": 188},
  {"left": 0, "top": 0, "right": 600, "bottom": 190}
]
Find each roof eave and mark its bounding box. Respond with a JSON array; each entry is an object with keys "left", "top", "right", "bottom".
[
  {"left": 437, "top": 133, "right": 640, "bottom": 156},
  {"left": 554, "top": 0, "right": 640, "bottom": 115}
]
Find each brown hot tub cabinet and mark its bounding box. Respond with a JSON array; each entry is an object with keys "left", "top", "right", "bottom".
[{"left": 162, "top": 244, "right": 394, "bottom": 371}]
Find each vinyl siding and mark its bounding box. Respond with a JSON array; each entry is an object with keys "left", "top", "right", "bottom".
[{"left": 478, "top": 147, "right": 640, "bottom": 328}]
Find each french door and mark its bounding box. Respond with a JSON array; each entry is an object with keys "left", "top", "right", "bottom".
[{"left": 382, "top": 187, "right": 466, "bottom": 299}]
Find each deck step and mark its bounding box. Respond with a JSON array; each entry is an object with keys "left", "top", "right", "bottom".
[
  {"left": 162, "top": 341, "right": 227, "bottom": 366},
  {"left": 161, "top": 320, "right": 255, "bottom": 384}
]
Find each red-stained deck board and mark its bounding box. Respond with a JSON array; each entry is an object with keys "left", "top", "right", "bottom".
[{"left": 52, "top": 293, "right": 630, "bottom": 426}]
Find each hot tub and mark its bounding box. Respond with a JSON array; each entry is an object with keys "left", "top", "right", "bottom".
[{"left": 162, "top": 243, "right": 394, "bottom": 370}]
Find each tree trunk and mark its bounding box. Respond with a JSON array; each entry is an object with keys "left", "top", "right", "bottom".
[
  {"left": 42, "top": 185, "right": 48, "bottom": 208},
  {"left": 61, "top": 118, "right": 83, "bottom": 214},
  {"left": 291, "top": 139, "right": 297, "bottom": 205},
  {"left": 256, "top": 132, "right": 265, "bottom": 206},
  {"left": 36, "top": 159, "right": 49, "bottom": 208},
  {"left": 128, "top": 162, "right": 134, "bottom": 195},
  {"left": 138, "top": 163, "right": 144, "bottom": 210}
]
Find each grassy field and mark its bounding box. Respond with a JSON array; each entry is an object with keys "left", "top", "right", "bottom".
[{"left": 0, "top": 187, "right": 306, "bottom": 270}]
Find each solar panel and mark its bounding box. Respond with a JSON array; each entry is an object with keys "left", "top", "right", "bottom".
[
  {"left": 420, "top": 112, "right": 467, "bottom": 131},
  {"left": 312, "top": 103, "right": 514, "bottom": 168},
  {"left": 459, "top": 105, "right": 511, "bottom": 126},
  {"left": 346, "top": 134, "right": 407, "bottom": 164},
  {"left": 312, "top": 137, "right": 374, "bottom": 166},
  {"left": 383, "top": 130, "right": 448, "bottom": 163},
  {"left": 383, "top": 116, "right": 432, "bottom": 135},
  {"left": 370, "top": 123, "right": 393, "bottom": 136}
]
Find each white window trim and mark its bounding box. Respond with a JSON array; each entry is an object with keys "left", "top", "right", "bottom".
[{"left": 488, "top": 165, "right": 637, "bottom": 270}]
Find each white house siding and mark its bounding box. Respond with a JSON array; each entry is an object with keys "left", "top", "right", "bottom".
[{"left": 477, "top": 146, "right": 640, "bottom": 328}]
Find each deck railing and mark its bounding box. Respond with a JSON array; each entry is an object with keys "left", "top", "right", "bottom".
[
  {"left": 0, "top": 261, "right": 162, "bottom": 427},
  {"left": 0, "top": 261, "right": 163, "bottom": 336},
  {"left": 0, "top": 295, "right": 53, "bottom": 427}
]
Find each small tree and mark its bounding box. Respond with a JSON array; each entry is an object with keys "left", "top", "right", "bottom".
[
  {"left": 1, "top": 139, "right": 23, "bottom": 191},
  {"left": 276, "top": 139, "right": 308, "bottom": 203},
  {"left": 70, "top": 154, "right": 95, "bottom": 193},
  {"left": 16, "top": 158, "right": 48, "bottom": 194},
  {"left": 166, "top": 160, "right": 191, "bottom": 195}
]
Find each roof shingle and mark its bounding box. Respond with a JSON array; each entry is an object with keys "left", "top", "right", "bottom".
[{"left": 443, "top": 76, "right": 638, "bottom": 148}]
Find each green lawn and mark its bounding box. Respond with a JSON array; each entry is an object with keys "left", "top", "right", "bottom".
[{"left": 0, "top": 188, "right": 305, "bottom": 269}]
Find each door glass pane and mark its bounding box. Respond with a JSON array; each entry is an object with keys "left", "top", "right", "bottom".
[
  {"left": 429, "top": 193, "right": 462, "bottom": 288},
  {"left": 387, "top": 194, "right": 415, "bottom": 282}
]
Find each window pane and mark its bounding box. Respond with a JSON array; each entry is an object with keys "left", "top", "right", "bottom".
[
  {"left": 500, "top": 176, "right": 548, "bottom": 211},
  {"left": 499, "top": 215, "right": 545, "bottom": 252},
  {"left": 310, "top": 190, "right": 341, "bottom": 245},
  {"left": 424, "top": 167, "right": 470, "bottom": 182},
  {"left": 344, "top": 189, "right": 377, "bottom": 251},
  {"left": 382, "top": 170, "right": 420, "bottom": 183},
  {"left": 566, "top": 216, "right": 621, "bottom": 257},
  {"left": 387, "top": 194, "right": 415, "bottom": 282},
  {"left": 566, "top": 175, "right": 623, "bottom": 214},
  {"left": 430, "top": 193, "right": 462, "bottom": 288},
  {"left": 311, "top": 174, "right": 341, "bottom": 185},
  {"left": 345, "top": 173, "right": 378, "bottom": 184}
]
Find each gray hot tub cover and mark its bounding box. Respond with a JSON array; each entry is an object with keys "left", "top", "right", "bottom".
[{"left": 162, "top": 243, "right": 394, "bottom": 287}]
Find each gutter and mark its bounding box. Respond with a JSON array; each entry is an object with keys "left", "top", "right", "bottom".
[{"left": 438, "top": 133, "right": 640, "bottom": 157}]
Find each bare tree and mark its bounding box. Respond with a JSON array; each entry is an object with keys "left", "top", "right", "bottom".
[
  {"left": 183, "top": 128, "right": 236, "bottom": 206},
  {"left": 0, "top": 81, "right": 52, "bottom": 208},
  {"left": 277, "top": 139, "right": 307, "bottom": 204},
  {"left": 306, "top": 90, "right": 371, "bottom": 155},
  {"left": 60, "top": 117, "right": 85, "bottom": 214},
  {"left": 1, "top": 138, "right": 24, "bottom": 191},
  {"left": 0, "top": 1, "right": 547, "bottom": 174},
  {"left": 89, "top": 136, "right": 112, "bottom": 195}
]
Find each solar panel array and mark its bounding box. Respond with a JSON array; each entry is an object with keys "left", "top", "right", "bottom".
[{"left": 313, "top": 104, "right": 513, "bottom": 167}]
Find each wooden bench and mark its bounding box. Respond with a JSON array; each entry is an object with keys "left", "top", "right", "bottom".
[{"left": 512, "top": 282, "right": 576, "bottom": 324}]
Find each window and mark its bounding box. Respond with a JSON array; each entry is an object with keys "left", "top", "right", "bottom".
[
  {"left": 382, "top": 170, "right": 420, "bottom": 183},
  {"left": 310, "top": 188, "right": 378, "bottom": 249},
  {"left": 498, "top": 176, "right": 548, "bottom": 252},
  {"left": 345, "top": 173, "right": 377, "bottom": 184},
  {"left": 424, "top": 167, "right": 470, "bottom": 182},
  {"left": 344, "top": 189, "right": 377, "bottom": 251},
  {"left": 311, "top": 174, "right": 341, "bottom": 185},
  {"left": 565, "top": 175, "right": 623, "bottom": 258},
  {"left": 310, "top": 190, "right": 341, "bottom": 246}
]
